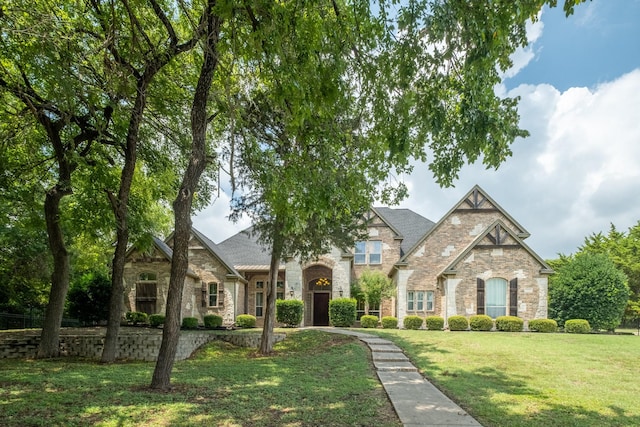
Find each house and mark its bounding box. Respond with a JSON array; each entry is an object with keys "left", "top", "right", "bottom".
[{"left": 123, "top": 185, "right": 552, "bottom": 327}]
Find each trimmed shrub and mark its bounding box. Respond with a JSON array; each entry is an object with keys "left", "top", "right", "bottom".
[
  {"left": 204, "top": 314, "right": 223, "bottom": 329},
  {"left": 181, "top": 317, "right": 199, "bottom": 330},
  {"left": 360, "top": 315, "right": 379, "bottom": 328},
  {"left": 276, "top": 299, "right": 304, "bottom": 327},
  {"left": 403, "top": 315, "right": 423, "bottom": 330},
  {"left": 125, "top": 311, "right": 148, "bottom": 325},
  {"left": 565, "top": 319, "right": 591, "bottom": 334},
  {"left": 236, "top": 314, "right": 257, "bottom": 329},
  {"left": 381, "top": 316, "right": 398, "bottom": 329},
  {"left": 447, "top": 315, "right": 469, "bottom": 331},
  {"left": 528, "top": 318, "right": 558, "bottom": 333},
  {"left": 495, "top": 316, "right": 524, "bottom": 332},
  {"left": 148, "top": 314, "right": 165, "bottom": 328},
  {"left": 470, "top": 314, "right": 493, "bottom": 331},
  {"left": 425, "top": 316, "right": 445, "bottom": 331},
  {"left": 329, "top": 298, "right": 357, "bottom": 327}
]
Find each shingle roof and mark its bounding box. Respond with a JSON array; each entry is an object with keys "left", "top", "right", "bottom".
[
  {"left": 152, "top": 236, "right": 173, "bottom": 259},
  {"left": 190, "top": 228, "right": 245, "bottom": 278},
  {"left": 374, "top": 207, "right": 436, "bottom": 257},
  {"left": 216, "top": 226, "right": 274, "bottom": 269}
]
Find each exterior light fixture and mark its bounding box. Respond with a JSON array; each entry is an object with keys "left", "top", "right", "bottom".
[
  {"left": 339, "top": 286, "right": 343, "bottom": 297},
  {"left": 289, "top": 287, "right": 294, "bottom": 297}
]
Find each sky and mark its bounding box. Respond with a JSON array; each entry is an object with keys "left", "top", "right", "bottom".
[{"left": 194, "top": 0, "right": 640, "bottom": 260}]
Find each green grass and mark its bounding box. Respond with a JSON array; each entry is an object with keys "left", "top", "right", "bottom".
[
  {"left": 0, "top": 330, "right": 400, "bottom": 427},
  {"left": 367, "top": 329, "right": 640, "bottom": 427}
]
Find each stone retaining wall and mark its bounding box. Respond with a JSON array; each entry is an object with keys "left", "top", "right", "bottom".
[{"left": 0, "top": 330, "right": 285, "bottom": 361}]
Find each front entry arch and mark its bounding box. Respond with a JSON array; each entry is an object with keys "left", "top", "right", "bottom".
[{"left": 304, "top": 265, "right": 333, "bottom": 326}]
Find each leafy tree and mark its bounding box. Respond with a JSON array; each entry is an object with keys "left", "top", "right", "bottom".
[
  {"left": 549, "top": 252, "right": 629, "bottom": 331},
  {"left": 67, "top": 272, "right": 111, "bottom": 325},
  {"left": 353, "top": 270, "right": 395, "bottom": 316}
]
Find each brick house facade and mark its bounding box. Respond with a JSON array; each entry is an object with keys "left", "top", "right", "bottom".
[{"left": 123, "top": 185, "right": 552, "bottom": 327}]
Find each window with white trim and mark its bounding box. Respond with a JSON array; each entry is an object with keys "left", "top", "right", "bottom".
[
  {"left": 354, "top": 240, "right": 382, "bottom": 265},
  {"left": 354, "top": 241, "right": 366, "bottom": 264},
  {"left": 208, "top": 282, "right": 218, "bottom": 307},
  {"left": 426, "top": 291, "right": 434, "bottom": 311},
  {"left": 255, "top": 292, "right": 264, "bottom": 317},
  {"left": 407, "top": 290, "right": 434, "bottom": 312},
  {"left": 486, "top": 278, "right": 507, "bottom": 318}
]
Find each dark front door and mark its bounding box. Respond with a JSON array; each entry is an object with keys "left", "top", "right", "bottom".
[{"left": 313, "top": 293, "right": 330, "bottom": 326}]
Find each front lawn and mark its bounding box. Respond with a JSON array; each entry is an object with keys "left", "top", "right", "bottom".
[
  {"left": 0, "top": 330, "right": 399, "bottom": 427},
  {"left": 368, "top": 329, "right": 640, "bottom": 427}
]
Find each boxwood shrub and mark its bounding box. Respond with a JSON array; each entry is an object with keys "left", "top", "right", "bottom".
[
  {"left": 469, "top": 314, "right": 493, "bottom": 331},
  {"left": 565, "top": 319, "right": 591, "bottom": 334},
  {"left": 148, "top": 314, "right": 165, "bottom": 328},
  {"left": 181, "top": 317, "right": 199, "bottom": 330},
  {"left": 360, "top": 315, "right": 379, "bottom": 328},
  {"left": 381, "top": 316, "right": 398, "bottom": 329},
  {"left": 204, "top": 314, "right": 223, "bottom": 329},
  {"left": 448, "top": 315, "right": 469, "bottom": 331},
  {"left": 528, "top": 318, "right": 558, "bottom": 333},
  {"left": 403, "top": 315, "right": 423, "bottom": 330},
  {"left": 425, "top": 316, "right": 445, "bottom": 331},
  {"left": 236, "top": 314, "right": 257, "bottom": 328},
  {"left": 276, "top": 299, "right": 304, "bottom": 327},
  {"left": 329, "top": 298, "right": 357, "bottom": 327},
  {"left": 495, "top": 316, "right": 524, "bottom": 332},
  {"left": 125, "top": 311, "right": 148, "bottom": 325}
]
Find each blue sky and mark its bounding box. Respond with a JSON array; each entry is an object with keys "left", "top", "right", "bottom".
[{"left": 195, "top": 0, "right": 640, "bottom": 260}]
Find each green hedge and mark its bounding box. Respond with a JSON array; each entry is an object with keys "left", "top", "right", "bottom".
[
  {"left": 204, "top": 314, "right": 223, "bottom": 329},
  {"left": 276, "top": 299, "right": 304, "bottom": 327},
  {"left": 425, "top": 316, "right": 445, "bottom": 330},
  {"left": 469, "top": 315, "right": 493, "bottom": 331},
  {"left": 403, "top": 315, "right": 423, "bottom": 330},
  {"left": 528, "top": 318, "right": 558, "bottom": 333},
  {"left": 236, "top": 314, "right": 257, "bottom": 328},
  {"left": 329, "top": 298, "right": 357, "bottom": 327},
  {"left": 148, "top": 314, "right": 165, "bottom": 328},
  {"left": 125, "top": 311, "right": 148, "bottom": 325},
  {"left": 181, "top": 317, "right": 199, "bottom": 330},
  {"left": 381, "top": 316, "right": 398, "bottom": 329},
  {"left": 495, "top": 316, "right": 524, "bottom": 332},
  {"left": 360, "top": 315, "right": 379, "bottom": 328},
  {"left": 447, "top": 315, "right": 469, "bottom": 331},
  {"left": 565, "top": 319, "right": 591, "bottom": 334}
]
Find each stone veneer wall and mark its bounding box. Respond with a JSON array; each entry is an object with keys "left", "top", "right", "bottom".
[{"left": 0, "top": 331, "right": 285, "bottom": 361}]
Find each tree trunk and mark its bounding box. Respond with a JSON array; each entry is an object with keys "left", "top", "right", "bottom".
[
  {"left": 150, "top": 4, "right": 220, "bottom": 389},
  {"left": 259, "top": 221, "right": 284, "bottom": 355},
  {"left": 38, "top": 186, "right": 71, "bottom": 358}
]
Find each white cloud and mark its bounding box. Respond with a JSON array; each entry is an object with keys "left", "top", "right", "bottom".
[
  {"left": 192, "top": 191, "right": 251, "bottom": 243},
  {"left": 502, "top": 14, "right": 544, "bottom": 79}
]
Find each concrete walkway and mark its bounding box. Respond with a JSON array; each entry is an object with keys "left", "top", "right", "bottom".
[{"left": 317, "top": 328, "right": 482, "bottom": 427}]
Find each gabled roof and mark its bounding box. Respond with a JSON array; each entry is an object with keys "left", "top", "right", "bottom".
[
  {"left": 398, "top": 185, "right": 530, "bottom": 264},
  {"left": 190, "top": 228, "right": 247, "bottom": 281},
  {"left": 374, "top": 207, "right": 436, "bottom": 256},
  {"left": 216, "top": 226, "right": 276, "bottom": 270},
  {"left": 125, "top": 236, "right": 199, "bottom": 279},
  {"left": 439, "top": 219, "right": 553, "bottom": 277}
]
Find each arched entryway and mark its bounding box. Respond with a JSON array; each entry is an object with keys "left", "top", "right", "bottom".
[{"left": 304, "top": 265, "right": 333, "bottom": 326}]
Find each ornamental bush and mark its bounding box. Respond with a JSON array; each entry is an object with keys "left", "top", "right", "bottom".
[
  {"left": 236, "top": 314, "right": 257, "bottom": 328},
  {"left": 565, "top": 318, "right": 591, "bottom": 334},
  {"left": 181, "top": 317, "right": 199, "bottom": 330},
  {"left": 381, "top": 316, "right": 398, "bottom": 329},
  {"left": 204, "top": 314, "right": 223, "bottom": 329},
  {"left": 447, "top": 315, "right": 469, "bottom": 331},
  {"left": 425, "top": 316, "right": 445, "bottom": 330},
  {"left": 403, "top": 315, "right": 423, "bottom": 330},
  {"left": 125, "top": 311, "right": 148, "bottom": 325},
  {"left": 149, "top": 314, "right": 165, "bottom": 328},
  {"left": 495, "top": 316, "right": 524, "bottom": 332},
  {"left": 360, "top": 315, "right": 379, "bottom": 328},
  {"left": 329, "top": 298, "right": 357, "bottom": 327},
  {"left": 528, "top": 318, "right": 558, "bottom": 333},
  {"left": 276, "top": 299, "right": 304, "bottom": 327},
  {"left": 469, "top": 314, "right": 493, "bottom": 331}
]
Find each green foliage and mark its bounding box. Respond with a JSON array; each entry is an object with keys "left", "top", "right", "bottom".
[
  {"left": 469, "top": 315, "right": 493, "bottom": 331},
  {"left": 528, "top": 319, "right": 558, "bottom": 333},
  {"left": 204, "top": 315, "right": 223, "bottom": 329},
  {"left": 181, "top": 317, "right": 199, "bottom": 330},
  {"left": 360, "top": 315, "right": 379, "bottom": 329},
  {"left": 236, "top": 315, "right": 257, "bottom": 329},
  {"left": 565, "top": 319, "right": 591, "bottom": 334},
  {"left": 550, "top": 252, "right": 629, "bottom": 330},
  {"left": 276, "top": 299, "right": 304, "bottom": 327},
  {"left": 403, "top": 315, "right": 424, "bottom": 330},
  {"left": 447, "top": 316, "right": 469, "bottom": 331},
  {"left": 381, "top": 316, "right": 398, "bottom": 329},
  {"left": 354, "top": 270, "right": 395, "bottom": 315},
  {"left": 125, "top": 312, "right": 148, "bottom": 326},
  {"left": 426, "top": 316, "right": 445, "bottom": 331},
  {"left": 329, "top": 298, "right": 357, "bottom": 327},
  {"left": 495, "top": 316, "right": 524, "bottom": 332},
  {"left": 148, "top": 314, "right": 165, "bottom": 328},
  {"left": 67, "top": 272, "right": 112, "bottom": 325}
]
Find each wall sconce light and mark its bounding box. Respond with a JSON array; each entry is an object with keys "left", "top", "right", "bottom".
[
  {"left": 338, "top": 286, "right": 343, "bottom": 297},
  {"left": 289, "top": 287, "right": 294, "bottom": 297}
]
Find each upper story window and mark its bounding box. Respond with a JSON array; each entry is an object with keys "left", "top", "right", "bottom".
[{"left": 355, "top": 240, "right": 382, "bottom": 265}]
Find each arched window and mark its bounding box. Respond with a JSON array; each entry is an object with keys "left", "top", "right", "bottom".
[{"left": 485, "top": 278, "right": 507, "bottom": 318}]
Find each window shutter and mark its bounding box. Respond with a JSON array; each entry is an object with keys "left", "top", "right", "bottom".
[
  {"left": 477, "top": 278, "right": 485, "bottom": 315},
  {"left": 510, "top": 278, "right": 518, "bottom": 316}
]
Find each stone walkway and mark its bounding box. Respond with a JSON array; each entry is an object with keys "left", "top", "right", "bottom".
[{"left": 317, "top": 328, "right": 482, "bottom": 427}]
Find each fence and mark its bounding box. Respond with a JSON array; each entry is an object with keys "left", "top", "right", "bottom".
[{"left": 0, "top": 312, "right": 80, "bottom": 330}]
